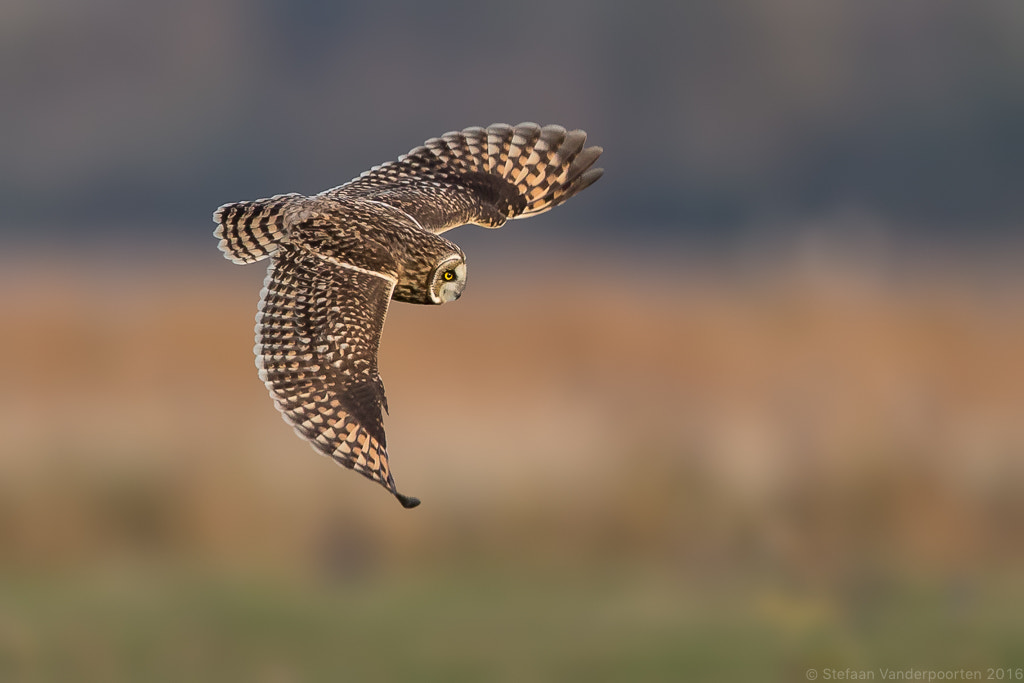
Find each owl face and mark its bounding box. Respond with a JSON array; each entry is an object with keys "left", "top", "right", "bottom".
[{"left": 428, "top": 254, "right": 467, "bottom": 303}]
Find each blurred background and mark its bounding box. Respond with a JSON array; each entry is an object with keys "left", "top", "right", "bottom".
[{"left": 2, "top": 1, "right": 1023, "bottom": 680}]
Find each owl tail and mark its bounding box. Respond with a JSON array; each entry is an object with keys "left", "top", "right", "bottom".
[{"left": 213, "top": 193, "right": 303, "bottom": 264}]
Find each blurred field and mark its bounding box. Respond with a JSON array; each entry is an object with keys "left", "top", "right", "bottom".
[{"left": 1, "top": 245, "right": 1022, "bottom": 681}]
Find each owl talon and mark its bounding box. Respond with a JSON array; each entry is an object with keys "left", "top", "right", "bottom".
[{"left": 395, "top": 492, "right": 421, "bottom": 509}]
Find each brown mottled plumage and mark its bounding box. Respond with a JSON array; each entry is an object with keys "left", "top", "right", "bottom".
[{"left": 214, "top": 123, "right": 603, "bottom": 508}]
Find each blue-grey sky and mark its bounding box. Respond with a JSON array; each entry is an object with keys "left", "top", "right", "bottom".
[{"left": 3, "top": 0, "right": 1023, "bottom": 251}]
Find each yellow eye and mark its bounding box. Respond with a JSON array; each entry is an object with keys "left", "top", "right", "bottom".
[{"left": 443, "top": 270, "right": 455, "bottom": 281}]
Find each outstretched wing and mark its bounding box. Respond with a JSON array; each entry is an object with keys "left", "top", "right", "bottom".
[
  {"left": 318, "top": 122, "right": 603, "bottom": 234},
  {"left": 256, "top": 247, "right": 420, "bottom": 508}
]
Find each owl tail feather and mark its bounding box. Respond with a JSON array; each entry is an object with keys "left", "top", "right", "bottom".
[{"left": 213, "top": 193, "right": 303, "bottom": 264}]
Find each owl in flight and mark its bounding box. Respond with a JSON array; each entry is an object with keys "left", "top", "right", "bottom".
[{"left": 214, "top": 123, "right": 603, "bottom": 508}]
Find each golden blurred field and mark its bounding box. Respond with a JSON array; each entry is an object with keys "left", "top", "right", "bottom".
[{"left": 1, "top": 246, "right": 1022, "bottom": 681}]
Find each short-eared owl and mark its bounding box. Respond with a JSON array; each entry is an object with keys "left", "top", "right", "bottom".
[{"left": 214, "top": 123, "right": 603, "bottom": 508}]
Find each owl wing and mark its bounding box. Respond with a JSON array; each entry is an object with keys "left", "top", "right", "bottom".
[
  {"left": 317, "top": 122, "right": 603, "bottom": 234},
  {"left": 256, "top": 246, "right": 420, "bottom": 508}
]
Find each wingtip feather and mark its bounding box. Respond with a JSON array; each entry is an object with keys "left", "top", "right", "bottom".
[
  {"left": 566, "top": 146, "right": 603, "bottom": 183},
  {"left": 396, "top": 492, "right": 421, "bottom": 509}
]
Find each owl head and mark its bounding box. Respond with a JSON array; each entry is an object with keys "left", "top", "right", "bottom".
[
  {"left": 392, "top": 236, "right": 468, "bottom": 306},
  {"left": 428, "top": 253, "right": 467, "bottom": 303}
]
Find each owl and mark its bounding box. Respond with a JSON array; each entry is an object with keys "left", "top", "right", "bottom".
[{"left": 214, "top": 123, "right": 603, "bottom": 508}]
